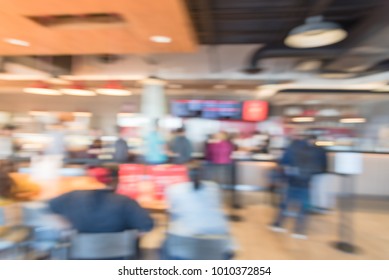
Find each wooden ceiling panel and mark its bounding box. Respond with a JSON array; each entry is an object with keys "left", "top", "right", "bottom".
[{"left": 0, "top": 0, "right": 197, "bottom": 55}]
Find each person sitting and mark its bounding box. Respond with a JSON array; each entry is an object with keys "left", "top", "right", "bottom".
[
  {"left": 161, "top": 163, "right": 235, "bottom": 259},
  {"left": 48, "top": 167, "right": 154, "bottom": 234}
]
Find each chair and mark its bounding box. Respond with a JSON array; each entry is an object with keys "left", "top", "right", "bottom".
[
  {"left": 21, "top": 202, "right": 73, "bottom": 259},
  {"left": 163, "top": 233, "right": 231, "bottom": 260},
  {"left": 68, "top": 230, "right": 138, "bottom": 260},
  {"left": 0, "top": 205, "right": 32, "bottom": 259}
]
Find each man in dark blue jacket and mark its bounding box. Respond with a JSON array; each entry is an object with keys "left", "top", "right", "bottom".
[
  {"left": 49, "top": 169, "right": 154, "bottom": 234},
  {"left": 270, "top": 135, "right": 327, "bottom": 239}
]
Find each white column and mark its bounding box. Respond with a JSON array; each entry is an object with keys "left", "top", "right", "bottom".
[{"left": 140, "top": 78, "right": 167, "bottom": 120}]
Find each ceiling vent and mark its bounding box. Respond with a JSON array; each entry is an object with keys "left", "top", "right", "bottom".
[{"left": 28, "top": 13, "right": 125, "bottom": 28}]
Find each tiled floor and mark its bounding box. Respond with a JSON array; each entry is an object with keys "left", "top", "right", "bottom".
[{"left": 142, "top": 192, "right": 389, "bottom": 260}]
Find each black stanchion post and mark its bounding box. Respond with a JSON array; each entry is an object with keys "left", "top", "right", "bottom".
[
  {"left": 228, "top": 160, "right": 243, "bottom": 222},
  {"left": 333, "top": 174, "right": 357, "bottom": 253},
  {"left": 331, "top": 151, "right": 362, "bottom": 254}
]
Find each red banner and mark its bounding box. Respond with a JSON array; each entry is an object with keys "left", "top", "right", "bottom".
[
  {"left": 117, "top": 164, "right": 189, "bottom": 201},
  {"left": 117, "top": 164, "right": 145, "bottom": 199},
  {"left": 148, "top": 165, "right": 189, "bottom": 200}
]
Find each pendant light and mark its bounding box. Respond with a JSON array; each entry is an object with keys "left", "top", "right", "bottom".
[
  {"left": 96, "top": 80, "right": 131, "bottom": 96},
  {"left": 284, "top": 16, "right": 347, "bottom": 48},
  {"left": 61, "top": 81, "right": 96, "bottom": 96},
  {"left": 23, "top": 80, "right": 61, "bottom": 95}
]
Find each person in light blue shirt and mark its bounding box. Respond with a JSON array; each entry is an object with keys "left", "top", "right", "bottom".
[{"left": 144, "top": 120, "right": 168, "bottom": 164}]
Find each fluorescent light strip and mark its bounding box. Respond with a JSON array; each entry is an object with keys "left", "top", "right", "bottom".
[
  {"left": 291, "top": 117, "right": 315, "bottom": 122},
  {"left": 29, "top": 111, "right": 51, "bottom": 116},
  {"left": 315, "top": 141, "right": 335, "bottom": 146},
  {"left": 24, "top": 88, "right": 61, "bottom": 96},
  {"left": 96, "top": 88, "right": 131, "bottom": 96},
  {"left": 117, "top": 112, "right": 134, "bottom": 117},
  {"left": 73, "top": 112, "right": 92, "bottom": 117},
  {"left": 339, "top": 118, "right": 366, "bottom": 123},
  {"left": 61, "top": 88, "right": 96, "bottom": 96}
]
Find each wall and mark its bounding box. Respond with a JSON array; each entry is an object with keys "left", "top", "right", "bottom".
[{"left": 0, "top": 92, "right": 141, "bottom": 135}]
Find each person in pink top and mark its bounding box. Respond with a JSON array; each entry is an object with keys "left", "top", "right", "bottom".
[
  {"left": 207, "top": 132, "right": 234, "bottom": 164},
  {"left": 205, "top": 132, "right": 234, "bottom": 187}
]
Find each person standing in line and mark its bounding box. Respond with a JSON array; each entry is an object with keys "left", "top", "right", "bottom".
[
  {"left": 144, "top": 119, "right": 168, "bottom": 165},
  {"left": 113, "top": 130, "right": 130, "bottom": 164},
  {"left": 270, "top": 133, "right": 325, "bottom": 239},
  {"left": 206, "top": 131, "right": 234, "bottom": 188},
  {"left": 168, "top": 127, "right": 193, "bottom": 164}
]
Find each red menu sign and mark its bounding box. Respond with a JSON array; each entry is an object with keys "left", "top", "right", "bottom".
[
  {"left": 242, "top": 100, "right": 268, "bottom": 122},
  {"left": 148, "top": 165, "right": 189, "bottom": 200},
  {"left": 117, "top": 164, "right": 189, "bottom": 201},
  {"left": 117, "top": 164, "right": 145, "bottom": 199}
]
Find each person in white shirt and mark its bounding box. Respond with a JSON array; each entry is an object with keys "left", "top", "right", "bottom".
[{"left": 162, "top": 163, "right": 236, "bottom": 259}]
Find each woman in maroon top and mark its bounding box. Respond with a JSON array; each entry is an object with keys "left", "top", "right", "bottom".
[{"left": 205, "top": 132, "right": 234, "bottom": 186}]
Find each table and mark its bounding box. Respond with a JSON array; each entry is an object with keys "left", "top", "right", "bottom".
[{"left": 10, "top": 173, "right": 168, "bottom": 211}]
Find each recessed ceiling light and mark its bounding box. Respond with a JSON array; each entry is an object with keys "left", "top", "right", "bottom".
[
  {"left": 150, "top": 36, "right": 172, "bottom": 43},
  {"left": 4, "top": 38, "right": 30, "bottom": 47}
]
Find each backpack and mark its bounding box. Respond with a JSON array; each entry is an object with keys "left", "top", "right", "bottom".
[{"left": 289, "top": 141, "right": 323, "bottom": 181}]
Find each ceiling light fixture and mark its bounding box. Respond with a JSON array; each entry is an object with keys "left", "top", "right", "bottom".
[
  {"left": 141, "top": 76, "right": 166, "bottom": 86},
  {"left": 285, "top": 16, "right": 347, "bottom": 48},
  {"left": 73, "top": 112, "right": 92, "bottom": 117},
  {"left": 291, "top": 117, "right": 315, "bottom": 122},
  {"left": 23, "top": 81, "right": 61, "bottom": 95},
  {"left": 61, "top": 81, "right": 96, "bottom": 96},
  {"left": 29, "top": 111, "right": 51, "bottom": 116},
  {"left": 96, "top": 80, "right": 131, "bottom": 96},
  {"left": 4, "top": 38, "right": 30, "bottom": 47},
  {"left": 150, "top": 36, "right": 172, "bottom": 43},
  {"left": 339, "top": 118, "right": 366, "bottom": 124}
]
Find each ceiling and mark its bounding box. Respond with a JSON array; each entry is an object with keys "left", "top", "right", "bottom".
[
  {"left": 0, "top": 0, "right": 388, "bottom": 94},
  {"left": 0, "top": 0, "right": 197, "bottom": 55},
  {"left": 270, "top": 91, "right": 389, "bottom": 106},
  {"left": 185, "top": 0, "right": 385, "bottom": 44}
]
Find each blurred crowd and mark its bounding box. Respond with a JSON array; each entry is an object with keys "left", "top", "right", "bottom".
[{"left": 0, "top": 118, "right": 330, "bottom": 260}]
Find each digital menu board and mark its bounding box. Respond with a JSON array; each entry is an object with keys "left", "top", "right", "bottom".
[{"left": 171, "top": 99, "right": 264, "bottom": 121}]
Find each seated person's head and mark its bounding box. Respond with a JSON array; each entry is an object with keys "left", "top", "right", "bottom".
[
  {"left": 175, "top": 127, "right": 185, "bottom": 135},
  {"left": 87, "top": 166, "right": 119, "bottom": 191}
]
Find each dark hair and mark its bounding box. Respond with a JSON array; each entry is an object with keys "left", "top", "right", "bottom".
[
  {"left": 189, "top": 167, "right": 203, "bottom": 191},
  {"left": 176, "top": 127, "right": 185, "bottom": 134},
  {"left": 0, "top": 160, "right": 15, "bottom": 198}
]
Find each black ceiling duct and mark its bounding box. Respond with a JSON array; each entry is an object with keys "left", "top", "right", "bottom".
[{"left": 244, "top": 44, "right": 343, "bottom": 74}]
